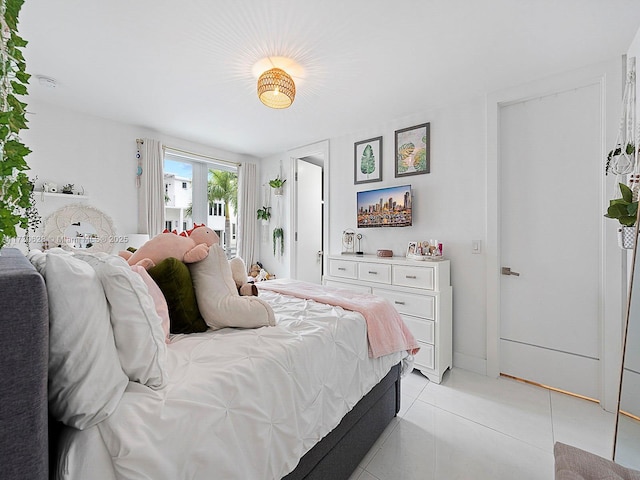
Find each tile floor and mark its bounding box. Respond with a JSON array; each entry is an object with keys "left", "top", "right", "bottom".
[{"left": 349, "top": 367, "right": 617, "bottom": 480}]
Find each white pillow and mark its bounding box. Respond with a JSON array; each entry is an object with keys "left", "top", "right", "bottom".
[
  {"left": 75, "top": 253, "right": 168, "bottom": 388},
  {"left": 189, "top": 245, "right": 276, "bottom": 330},
  {"left": 130, "top": 265, "right": 170, "bottom": 342},
  {"left": 35, "top": 252, "right": 128, "bottom": 430}
]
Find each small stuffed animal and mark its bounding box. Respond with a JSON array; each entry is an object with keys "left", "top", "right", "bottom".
[
  {"left": 229, "top": 257, "right": 258, "bottom": 296},
  {"left": 119, "top": 224, "right": 219, "bottom": 269},
  {"left": 249, "top": 263, "right": 261, "bottom": 278}
]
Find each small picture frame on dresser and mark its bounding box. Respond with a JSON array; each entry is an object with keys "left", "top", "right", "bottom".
[{"left": 406, "top": 241, "right": 417, "bottom": 256}]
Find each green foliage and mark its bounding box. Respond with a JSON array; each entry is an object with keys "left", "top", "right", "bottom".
[
  {"left": 360, "top": 144, "right": 376, "bottom": 176},
  {"left": 605, "top": 183, "right": 639, "bottom": 227},
  {"left": 0, "top": 0, "right": 31, "bottom": 250},
  {"left": 269, "top": 176, "right": 286, "bottom": 189},
  {"left": 273, "top": 227, "right": 284, "bottom": 256},
  {"left": 256, "top": 206, "right": 271, "bottom": 221}
]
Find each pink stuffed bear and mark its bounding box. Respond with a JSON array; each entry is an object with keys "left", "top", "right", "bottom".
[{"left": 119, "top": 224, "right": 219, "bottom": 270}]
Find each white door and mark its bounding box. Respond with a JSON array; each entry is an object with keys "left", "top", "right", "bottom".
[
  {"left": 294, "top": 159, "right": 323, "bottom": 283},
  {"left": 499, "top": 83, "right": 602, "bottom": 399}
]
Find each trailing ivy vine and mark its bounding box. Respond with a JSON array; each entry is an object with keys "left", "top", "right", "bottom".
[{"left": 0, "top": 0, "right": 31, "bottom": 250}]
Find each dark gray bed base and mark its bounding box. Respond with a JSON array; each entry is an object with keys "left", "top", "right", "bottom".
[
  {"left": 0, "top": 248, "right": 401, "bottom": 480},
  {"left": 284, "top": 362, "right": 401, "bottom": 480}
]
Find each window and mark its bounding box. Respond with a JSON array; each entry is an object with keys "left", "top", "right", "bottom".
[
  {"left": 163, "top": 152, "right": 238, "bottom": 258},
  {"left": 163, "top": 159, "right": 193, "bottom": 233},
  {"left": 210, "top": 202, "right": 223, "bottom": 216}
]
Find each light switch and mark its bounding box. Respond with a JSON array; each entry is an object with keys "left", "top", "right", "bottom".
[{"left": 472, "top": 240, "right": 482, "bottom": 254}]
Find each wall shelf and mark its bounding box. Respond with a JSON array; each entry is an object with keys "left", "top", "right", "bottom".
[{"left": 38, "top": 192, "right": 88, "bottom": 199}]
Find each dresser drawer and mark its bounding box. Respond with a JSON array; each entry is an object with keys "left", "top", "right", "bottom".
[
  {"left": 358, "top": 262, "right": 391, "bottom": 284},
  {"left": 414, "top": 342, "right": 435, "bottom": 370},
  {"left": 328, "top": 259, "right": 357, "bottom": 279},
  {"left": 402, "top": 315, "right": 434, "bottom": 344},
  {"left": 374, "top": 288, "right": 435, "bottom": 320},
  {"left": 393, "top": 265, "right": 435, "bottom": 290}
]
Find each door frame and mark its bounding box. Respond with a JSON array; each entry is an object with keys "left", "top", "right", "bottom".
[
  {"left": 287, "top": 140, "right": 330, "bottom": 282},
  {"left": 486, "top": 60, "right": 624, "bottom": 411}
]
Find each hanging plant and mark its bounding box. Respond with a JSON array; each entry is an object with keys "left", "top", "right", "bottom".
[
  {"left": 605, "top": 183, "right": 638, "bottom": 227},
  {"left": 256, "top": 206, "right": 271, "bottom": 221},
  {"left": 605, "top": 142, "right": 635, "bottom": 176},
  {"left": 268, "top": 175, "right": 286, "bottom": 189},
  {"left": 269, "top": 175, "right": 286, "bottom": 196},
  {"left": 0, "top": 0, "right": 32, "bottom": 250},
  {"left": 273, "top": 227, "right": 284, "bottom": 256}
]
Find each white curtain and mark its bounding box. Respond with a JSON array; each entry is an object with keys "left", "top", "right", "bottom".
[
  {"left": 237, "top": 162, "right": 257, "bottom": 266},
  {"left": 137, "top": 138, "right": 165, "bottom": 236}
]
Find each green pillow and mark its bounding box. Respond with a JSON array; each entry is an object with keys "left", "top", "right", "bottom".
[{"left": 147, "top": 258, "right": 208, "bottom": 334}]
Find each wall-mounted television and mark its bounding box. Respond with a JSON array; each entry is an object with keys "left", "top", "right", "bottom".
[{"left": 357, "top": 184, "right": 412, "bottom": 228}]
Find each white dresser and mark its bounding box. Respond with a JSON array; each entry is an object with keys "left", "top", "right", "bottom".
[{"left": 324, "top": 254, "right": 452, "bottom": 384}]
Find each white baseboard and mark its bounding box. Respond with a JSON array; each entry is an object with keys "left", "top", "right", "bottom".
[{"left": 453, "top": 352, "right": 487, "bottom": 376}]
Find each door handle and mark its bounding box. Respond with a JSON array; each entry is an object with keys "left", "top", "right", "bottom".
[
  {"left": 317, "top": 250, "right": 323, "bottom": 259},
  {"left": 501, "top": 267, "right": 520, "bottom": 276}
]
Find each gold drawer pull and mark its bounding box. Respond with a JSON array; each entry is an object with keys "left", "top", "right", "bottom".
[
  {"left": 394, "top": 301, "right": 405, "bottom": 305},
  {"left": 405, "top": 275, "right": 417, "bottom": 279},
  {"left": 368, "top": 271, "right": 378, "bottom": 274},
  {"left": 338, "top": 267, "right": 346, "bottom": 271}
]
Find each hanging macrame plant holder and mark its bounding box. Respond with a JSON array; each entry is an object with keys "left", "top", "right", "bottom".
[
  {"left": 606, "top": 59, "right": 640, "bottom": 250},
  {"left": 607, "top": 62, "right": 637, "bottom": 179},
  {"left": 271, "top": 161, "right": 285, "bottom": 258}
]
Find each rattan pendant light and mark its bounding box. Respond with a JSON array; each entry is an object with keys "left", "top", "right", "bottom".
[{"left": 257, "top": 67, "right": 296, "bottom": 109}]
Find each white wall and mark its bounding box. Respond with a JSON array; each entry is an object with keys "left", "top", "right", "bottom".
[
  {"left": 330, "top": 99, "right": 488, "bottom": 369},
  {"left": 17, "top": 98, "right": 259, "bottom": 252},
  {"left": 259, "top": 97, "right": 488, "bottom": 369},
  {"left": 262, "top": 58, "right": 628, "bottom": 377}
]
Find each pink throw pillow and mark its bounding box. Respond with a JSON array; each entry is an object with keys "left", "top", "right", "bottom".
[{"left": 131, "top": 265, "right": 171, "bottom": 342}]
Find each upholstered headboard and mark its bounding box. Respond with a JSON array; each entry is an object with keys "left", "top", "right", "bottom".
[{"left": 0, "top": 248, "right": 49, "bottom": 480}]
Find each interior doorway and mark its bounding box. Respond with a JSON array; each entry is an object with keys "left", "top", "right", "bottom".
[
  {"left": 288, "top": 140, "right": 329, "bottom": 284},
  {"left": 294, "top": 158, "right": 323, "bottom": 283}
]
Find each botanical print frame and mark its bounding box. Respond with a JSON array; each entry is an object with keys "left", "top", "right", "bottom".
[
  {"left": 395, "top": 122, "right": 430, "bottom": 177},
  {"left": 354, "top": 136, "right": 383, "bottom": 184}
]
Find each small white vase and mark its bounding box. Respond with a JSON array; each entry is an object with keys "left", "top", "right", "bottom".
[{"left": 618, "top": 225, "right": 636, "bottom": 250}]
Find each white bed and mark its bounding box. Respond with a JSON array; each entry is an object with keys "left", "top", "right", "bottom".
[{"left": 55, "top": 289, "right": 408, "bottom": 480}]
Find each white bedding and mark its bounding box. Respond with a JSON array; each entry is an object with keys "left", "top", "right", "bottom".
[{"left": 57, "top": 289, "right": 407, "bottom": 480}]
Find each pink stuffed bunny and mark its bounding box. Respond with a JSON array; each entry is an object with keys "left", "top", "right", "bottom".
[{"left": 119, "top": 224, "right": 220, "bottom": 270}]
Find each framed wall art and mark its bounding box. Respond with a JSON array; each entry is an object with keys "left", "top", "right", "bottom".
[
  {"left": 395, "top": 122, "right": 430, "bottom": 177},
  {"left": 354, "top": 136, "right": 383, "bottom": 184}
]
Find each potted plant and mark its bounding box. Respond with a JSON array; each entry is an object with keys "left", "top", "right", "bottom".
[
  {"left": 605, "top": 182, "right": 638, "bottom": 249},
  {"left": 606, "top": 143, "right": 635, "bottom": 176},
  {"left": 62, "top": 183, "right": 74, "bottom": 194},
  {"left": 269, "top": 176, "right": 286, "bottom": 196},
  {"left": 256, "top": 206, "right": 271, "bottom": 224},
  {"left": 273, "top": 227, "right": 284, "bottom": 256}
]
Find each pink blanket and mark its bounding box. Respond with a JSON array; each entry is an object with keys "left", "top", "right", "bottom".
[{"left": 257, "top": 279, "right": 419, "bottom": 358}]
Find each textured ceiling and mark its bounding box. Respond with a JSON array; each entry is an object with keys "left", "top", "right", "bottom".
[{"left": 20, "top": 0, "right": 640, "bottom": 158}]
